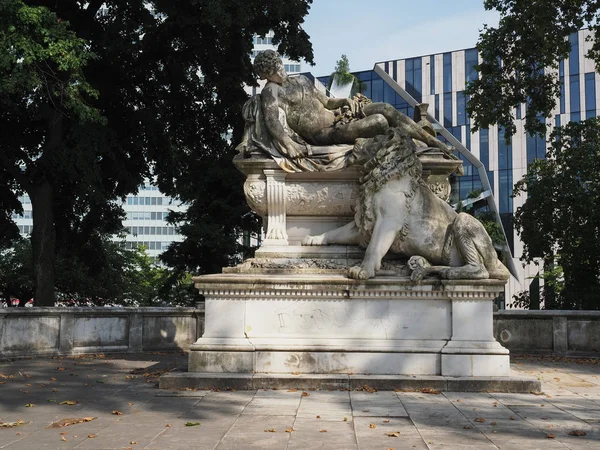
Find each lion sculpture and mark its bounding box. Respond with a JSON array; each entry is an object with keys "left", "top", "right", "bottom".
[{"left": 302, "top": 128, "right": 510, "bottom": 282}]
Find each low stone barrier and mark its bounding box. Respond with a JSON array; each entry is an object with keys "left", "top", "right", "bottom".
[
  {"left": 0, "top": 307, "right": 204, "bottom": 359},
  {"left": 1, "top": 307, "right": 598, "bottom": 358},
  {"left": 494, "top": 310, "right": 600, "bottom": 355}
]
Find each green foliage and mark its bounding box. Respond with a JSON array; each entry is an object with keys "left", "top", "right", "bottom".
[
  {"left": 513, "top": 118, "right": 600, "bottom": 309},
  {"left": 475, "top": 211, "right": 505, "bottom": 248},
  {"left": 466, "top": 0, "right": 600, "bottom": 138},
  {"left": 512, "top": 264, "right": 565, "bottom": 309},
  {"left": 328, "top": 54, "right": 360, "bottom": 94},
  {"left": 0, "top": 237, "right": 198, "bottom": 306},
  {"left": 0, "top": 238, "right": 34, "bottom": 306},
  {"left": 0, "top": 1, "right": 313, "bottom": 305}
]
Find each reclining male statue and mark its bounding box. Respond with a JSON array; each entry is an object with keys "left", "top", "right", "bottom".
[{"left": 237, "top": 50, "right": 453, "bottom": 172}]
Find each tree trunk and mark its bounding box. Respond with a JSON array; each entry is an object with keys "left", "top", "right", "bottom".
[{"left": 30, "top": 182, "right": 56, "bottom": 307}]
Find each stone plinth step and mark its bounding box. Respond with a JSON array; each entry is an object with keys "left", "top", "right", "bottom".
[{"left": 160, "top": 372, "right": 540, "bottom": 393}]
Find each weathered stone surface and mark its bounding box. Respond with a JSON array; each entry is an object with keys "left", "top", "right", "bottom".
[{"left": 159, "top": 372, "right": 540, "bottom": 393}]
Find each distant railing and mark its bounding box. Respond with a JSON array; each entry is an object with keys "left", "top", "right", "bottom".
[
  {"left": 0, "top": 307, "right": 204, "bottom": 359},
  {"left": 494, "top": 310, "right": 600, "bottom": 355}
]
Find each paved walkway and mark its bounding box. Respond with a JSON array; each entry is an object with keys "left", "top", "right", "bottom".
[{"left": 0, "top": 353, "right": 599, "bottom": 449}]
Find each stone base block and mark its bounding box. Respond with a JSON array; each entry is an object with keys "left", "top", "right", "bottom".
[
  {"left": 441, "top": 354, "right": 510, "bottom": 377},
  {"left": 255, "top": 351, "right": 440, "bottom": 375},
  {"left": 159, "top": 372, "right": 541, "bottom": 393},
  {"left": 188, "top": 351, "right": 254, "bottom": 373}
]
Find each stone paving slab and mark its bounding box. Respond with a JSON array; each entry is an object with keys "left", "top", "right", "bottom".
[{"left": 0, "top": 353, "right": 599, "bottom": 449}]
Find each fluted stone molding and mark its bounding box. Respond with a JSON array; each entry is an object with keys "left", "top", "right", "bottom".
[{"left": 263, "top": 169, "right": 288, "bottom": 245}]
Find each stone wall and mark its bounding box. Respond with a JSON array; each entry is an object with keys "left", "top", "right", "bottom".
[
  {"left": 494, "top": 310, "right": 600, "bottom": 355},
  {"left": 1, "top": 307, "right": 599, "bottom": 358},
  {"left": 0, "top": 307, "right": 204, "bottom": 359}
]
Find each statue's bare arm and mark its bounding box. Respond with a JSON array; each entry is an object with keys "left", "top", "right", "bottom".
[{"left": 261, "top": 85, "right": 304, "bottom": 159}]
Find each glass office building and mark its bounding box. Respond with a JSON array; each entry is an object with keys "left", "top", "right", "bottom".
[{"left": 316, "top": 29, "right": 598, "bottom": 307}]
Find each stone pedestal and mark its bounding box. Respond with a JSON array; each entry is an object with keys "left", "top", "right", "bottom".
[{"left": 186, "top": 272, "right": 509, "bottom": 378}]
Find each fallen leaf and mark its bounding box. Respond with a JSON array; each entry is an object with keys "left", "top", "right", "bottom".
[
  {"left": 530, "top": 391, "right": 546, "bottom": 396},
  {"left": 60, "top": 432, "right": 68, "bottom": 435},
  {"left": 491, "top": 422, "right": 497, "bottom": 425},
  {"left": 292, "top": 371, "right": 300, "bottom": 375},
  {"left": 16, "top": 432, "right": 22, "bottom": 435},
  {"left": 0, "top": 420, "right": 28, "bottom": 428},
  {"left": 60, "top": 436, "right": 67, "bottom": 442},
  {"left": 130, "top": 441, "right": 137, "bottom": 444},
  {"left": 420, "top": 388, "right": 441, "bottom": 394},
  {"left": 47, "top": 417, "right": 96, "bottom": 428},
  {"left": 88, "top": 434, "right": 97, "bottom": 438},
  {"left": 25, "top": 404, "right": 35, "bottom": 408},
  {"left": 316, "top": 415, "right": 321, "bottom": 419},
  {"left": 264, "top": 428, "right": 276, "bottom": 432},
  {"left": 510, "top": 416, "right": 515, "bottom": 420},
  {"left": 50, "top": 378, "right": 57, "bottom": 382},
  {"left": 112, "top": 410, "right": 123, "bottom": 416},
  {"left": 386, "top": 431, "right": 400, "bottom": 437},
  {"left": 464, "top": 426, "right": 472, "bottom": 429},
  {"left": 287, "top": 388, "right": 298, "bottom": 392},
  {"left": 57, "top": 368, "right": 66, "bottom": 371},
  {"left": 369, "top": 423, "right": 376, "bottom": 428},
  {"left": 343, "top": 417, "right": 348, "bottom": 421},
  {"left": 165, "top": 424, "right": 171, "bottom": 428},
  {"left": 383, "top": 420, "right": 390, "bottom": 423},
  {"left": 546, "top": 434, "right": 556, "bottom": 439},
  {"left": 302, "top": 392, "right": 309, "bottom": 397},
  {"left": 568, "top": 430, "right": 587, "bottom": 436},
  {"left": 185, "top": 422, "right": 200, "bottom": 427},
  {"left": 285, "top": 428, "right": 294, "bottom": 433},
  {"left": 128, "top": 403, "right": 134, "bottom": 406},
  {"left": 59, "top": 401, "right": 77, "bottom": 405},
  {"left": 25, "top": 383, "right": 31, "bottom": 387},
  {"left": 319, "top": 429, "right": 327, "bottom": 433},
  {"left": 474, "top": 418, "right": 485, "bottom": 423}
]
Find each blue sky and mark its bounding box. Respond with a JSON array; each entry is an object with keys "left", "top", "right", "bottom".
[{"left": 302, "top": 0, "right": 500, "bottom": 76}]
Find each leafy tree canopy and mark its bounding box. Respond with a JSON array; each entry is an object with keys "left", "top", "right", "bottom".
[
  {"left": 466, "top": 0, "right": 600, "bottom": 138},
  {"left": 513, "top": 118, "right": 600, "bottom": 309},
  {"left": 0, "top": 0, "right": 314, "bottom": 305}
]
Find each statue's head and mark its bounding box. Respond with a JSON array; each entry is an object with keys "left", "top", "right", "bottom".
[{"left": 254, "top": 50, "right": 284, "bottom": 80}]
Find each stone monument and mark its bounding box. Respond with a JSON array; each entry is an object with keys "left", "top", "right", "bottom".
[{"left": 161, "top": 51, "right": 539, "bottom": 392}]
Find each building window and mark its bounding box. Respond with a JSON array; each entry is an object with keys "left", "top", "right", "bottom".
[
  {"left": 443, "top": 92, "right": 452, "bottom": 127},
  {"left": 498, "top": 127, "right": 512, "bottom": 171},
  {"left": 526, "top": 131, "right": 546, "bottom": 164},
  {"left": 479, "top": 128, "right": 489, "bottom": 168},
  {"left": 429, "top": 55, "right": 435, "bottom": 94},
  {"left": 456, "top": 91, "right": 466, "bottom": 126},
  {"left": 434, "top": 94, "right": 440, "bottom": 121},
  {"left": 465, "top": 48, "right": 478, "bottom": 85},
  {"left": 568, "top": 32, "right": 579, "bottom": 75},
  {"left": 585, "top": 72, "right": 596, "bottom": 117},
  {"left": 570, "top": 74, "right": 580, "bottom": 113},
  {"left": 405, "top": 57, "right": 422, "bottom": 101},
  {"left": 443, "top": 52, "right": 452, "bottom": 92},
  {"left": 559, "top": 60, "right": 565, "bottom": 114}
]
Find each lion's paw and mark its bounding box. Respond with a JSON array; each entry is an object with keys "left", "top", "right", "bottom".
[
  {"left": 348, "top": 265, "right": 373, "bottom": 280},
  {"left": 302, "top": 234, "right": 327, "bottom": 246},
  {"left": 410, "top": 267, "right": 426, "bottom": 283},
  {"left": 408, "top": 256, "right": 430, "bottom": 270}
]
